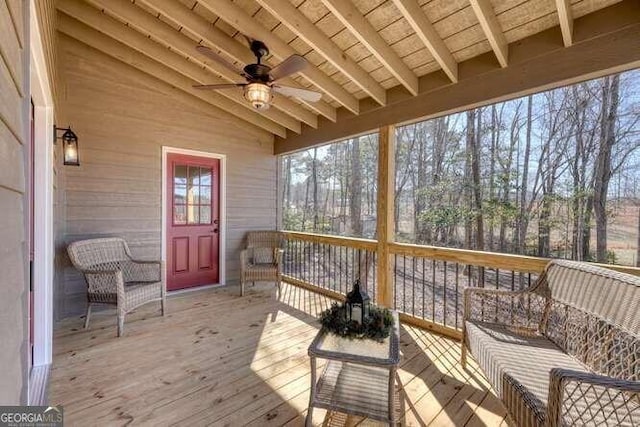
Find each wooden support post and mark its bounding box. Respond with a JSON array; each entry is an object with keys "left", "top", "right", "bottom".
[{"left": 376, "top": 125, "right": 395, "bottom": 307}]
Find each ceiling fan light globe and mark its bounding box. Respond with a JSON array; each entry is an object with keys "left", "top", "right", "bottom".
[{"left": 244, "top": 83, "right": 272, "bottom": 110}]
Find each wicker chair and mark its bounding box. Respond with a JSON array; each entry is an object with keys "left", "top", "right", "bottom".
[
  {"left": 461, "top": 259, "right": 640, "bottom": 427},
  {"left": 240, "top": 231, "right": 284, "bottom": 297},
  {"left": 67, "top": 238, "right": 166, "bottom": 337}
]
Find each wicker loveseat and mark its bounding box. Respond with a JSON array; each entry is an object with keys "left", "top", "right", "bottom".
[
  {"left": 462, "top": 259, "right": 639, "bottom": 426},
  {"left": 68, "top": 238, "right": 166, "bottom": 337}
]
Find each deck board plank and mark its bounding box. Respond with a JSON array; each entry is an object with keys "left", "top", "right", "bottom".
[{"left": 49, "top": 283, "right": 506, "bottom": 426}]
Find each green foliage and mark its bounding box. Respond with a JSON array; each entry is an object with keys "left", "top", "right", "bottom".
[
  {"left": 319, "top": 302, "right": 394, "bottom": 342},
  {"left": 418, "top": 206, "right": 467, "bottom": 229}
]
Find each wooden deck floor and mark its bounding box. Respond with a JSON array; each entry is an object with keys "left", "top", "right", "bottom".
[{"left": 49, "top": 283, "right": 510, "bottom": 426}]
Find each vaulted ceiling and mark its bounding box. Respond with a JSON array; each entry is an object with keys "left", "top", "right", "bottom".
[{"left": 56, "top": 0, "right": 639, "bottom": 151}]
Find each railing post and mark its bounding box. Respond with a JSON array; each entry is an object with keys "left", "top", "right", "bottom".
[{"left": 376, "top": 125, "right": 395, "bottom": 308}]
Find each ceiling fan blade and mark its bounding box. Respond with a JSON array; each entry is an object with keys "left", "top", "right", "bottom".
[
  {"left": 193, "top": 83, "right": 244, "bottom": 90},
  {"left": 270, "top": 55, "right": 308, "bottom": 81},
  {"left": 195, "top": 45, "right": 247, "bottom": 78},
  {"left": 273, "top": 85, "right": 322, "bottom": 102}
]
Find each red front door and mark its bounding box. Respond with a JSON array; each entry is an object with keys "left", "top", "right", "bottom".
[{"left": 166, "top": 154, "right": 220, "bottom": 291}]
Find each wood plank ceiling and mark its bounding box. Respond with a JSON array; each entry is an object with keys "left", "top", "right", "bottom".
[{"left": 56, "top": 0, "right": 625, "bottom": 142}]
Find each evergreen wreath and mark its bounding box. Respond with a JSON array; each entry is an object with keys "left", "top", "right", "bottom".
[{"left": 319, "top": 303, "right": 394, "bottom": 342}]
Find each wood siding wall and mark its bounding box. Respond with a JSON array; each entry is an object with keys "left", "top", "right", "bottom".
[
  {"left": 0, "top": 0, "right": 29, "bottom": 404},
  {"left": 57, "top": 35, "right": 277, "bottom": 318}
]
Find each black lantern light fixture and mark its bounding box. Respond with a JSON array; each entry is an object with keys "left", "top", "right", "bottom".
[
  {"left": 345, "top": 279, "right": 371, "bottom": 325},
  {"left": 54, "top": 126, "right": 80, "bottom": 166}
]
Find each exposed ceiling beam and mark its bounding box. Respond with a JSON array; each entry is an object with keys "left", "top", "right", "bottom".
[
  {"left": 320, "top": 0, "right": 418, "bottom": 95},
  {"left": 138, "top": 0, "right": 337, "bottom": 123},
  {"left": 255, "top": 0, "right": 386, "bottom": 106},
  {"left": 556, "top": 0, "right": 573, "bottom": 47},
  {"left": 57, "top": 14, "right": 286, "bottom": 137},
  {"left": 81, "top": 0, "right": 307, "bottom": 132},
  {"left": 275, "top": 1, "right": 640, "bottom": 153},
  {"left": 198, "top": 0, "right": 360, "bottom": 114},
  {"left": 390, "top": 0, "right": 458, "bottom": 83},
  {"left": 468, "top": 0, "right": 508, "bottom": 68}
]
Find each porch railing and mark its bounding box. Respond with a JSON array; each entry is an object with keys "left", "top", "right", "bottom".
[{"left": 281, "top": 231, "right": 640, "bottom": 339}]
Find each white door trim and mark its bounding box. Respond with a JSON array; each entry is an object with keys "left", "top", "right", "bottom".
[
  {"left": 29, "top": 0, "right": 55, "bottom": 374},
  {"left": 161, "top": 146, "right": 227, "bottom": 288}
]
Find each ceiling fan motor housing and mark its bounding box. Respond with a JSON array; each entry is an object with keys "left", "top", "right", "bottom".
[{"left": 243, "top": 63, "right": 272, "bottom": 83}]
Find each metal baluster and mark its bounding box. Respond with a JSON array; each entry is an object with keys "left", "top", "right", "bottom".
[
  {"left": 394, "top": 254, "right": 398, "bottom": 310},
  {"left": 411, "top": 256, "right": 416, "bottom": 316},
  {"left": 372, "top": 251, "right": 377, "bottom": 302},
  {"left": 422, "top": 258, "right": 426, "bottom": 319},
  {"left": 432, "top": 259, "right": 436, "bottom": 323},
  {"left": 403, "top": 255, "right": 407, "bottom": 312},
  {"left": 455, "top": 263, "right": 459, "bottom": 329},
  {"left": 443, "top": 261, "right": 448, "bottom": 327}
]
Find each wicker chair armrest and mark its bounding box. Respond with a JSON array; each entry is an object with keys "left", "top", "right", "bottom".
[
  {"left": 83, "top": 269, "right": 125, "bottom": 296},
  {"left": 547, "top": 368, "right": 640, "bottom": 426},
  {"left": 463, "top": 287, "right": 546, "bottom": 330},
  {"left": 130, "top": 259, "right": 162, "bottom": 265},
  {"left": 275, "top": 249, "right": 284, "bottom": 266},
  {"left": 240, "top": 249, "right": 250, "bottom": 269}
]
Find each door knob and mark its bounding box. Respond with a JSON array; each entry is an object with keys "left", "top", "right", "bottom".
[{"left": 211, "top": 228, "right": 218, "bottom": 233}]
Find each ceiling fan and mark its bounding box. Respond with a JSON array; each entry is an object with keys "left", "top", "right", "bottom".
[{"left": 193, "top": 39, "right": 322, "bottom": 110}]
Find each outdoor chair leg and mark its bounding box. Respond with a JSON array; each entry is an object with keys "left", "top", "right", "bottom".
[
  {"left": 84, "top": 303, "right": 92, "bottom": 329},
  {"left": 276, "top": 279, "right": 281, "bottom": 299},
  {"left": 461, "top": 342, "right": 468, "bottom": 369},
  {"left": 117, "top": 314, "right": 125, "bottom": 337}
]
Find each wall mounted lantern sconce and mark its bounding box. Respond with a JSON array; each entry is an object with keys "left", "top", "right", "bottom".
[{"left": 54, "top": 126, "right": 80, "bottom": 166}]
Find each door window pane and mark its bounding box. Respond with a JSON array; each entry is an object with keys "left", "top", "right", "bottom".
[
  {"left": 200, "top": 185, "right": 211, "bottom": 205},
  {"left": 188, "top": 166, "right": 200, "bottom": 186},
  {"left": 174, "top": 165, "right": 187, "bottom": 185},
  {"left": 174, "top": 185, "right": 186, "bottom": 205},
  {"left": 187, "top": 186, "right": 200, "bottom": 205},
  {"left": 200, "top": 206, "right": 211, "bottom": 224},
  {"left": 187, "top": 204, "right": 200, "bottom": 224},
  {"left": 200, "top": 167, "right": 212, "bottom": 185},
  {"left": 174, "top": 205, "right": 186, "bottom": 225}
]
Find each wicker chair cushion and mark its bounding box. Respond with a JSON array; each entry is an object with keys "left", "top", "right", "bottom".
[
  {"left": 466, "top": 321, "right": 588, "bottom": 426},
  {"left": 253, "top": 247, "right": 274, "bottom": 264}
]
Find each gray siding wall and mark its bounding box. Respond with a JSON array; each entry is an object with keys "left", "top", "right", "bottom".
[
  {"left": 57, "top": 35, "right": 277, "bottom": 319},
  {"left": 0, "top": 0, "right": 28, "bottom": 405}
]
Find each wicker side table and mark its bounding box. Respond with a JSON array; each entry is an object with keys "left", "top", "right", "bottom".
[{"left": 306, "top": 311, "right": 401, "bottom": 426}]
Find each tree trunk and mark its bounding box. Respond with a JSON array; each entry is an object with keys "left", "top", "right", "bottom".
[
  {"left": 488, "top": 105, "right": 497, "bottom": 251},
  {"left": 637, "top": 207, "right": 640, "bottom": 267},
  {"left": 311, "top": 148, "right": 319, "bottom": 230},
  {"left": 415, "top": 128, "right": 429, "bottom": 244},
  {"left": 472, "top": 109, "right": 484, "bottom": 251},
  {"left": 593, "top": 75, "right": 620, "bottom": 263},
  {"left": 349, "top": 138, "right": 363, "bottom": 236},
  {"left": 517, "top": 96, "right": 533, "bottom": 254},
  {"left": 464, "top": 110, "right": 475, "bottom": 249}
]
